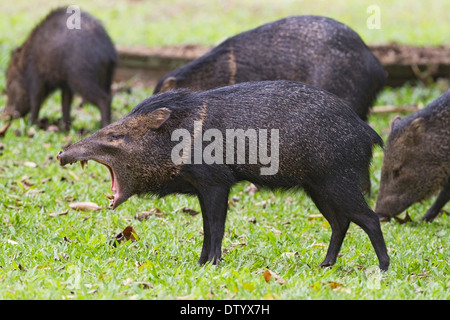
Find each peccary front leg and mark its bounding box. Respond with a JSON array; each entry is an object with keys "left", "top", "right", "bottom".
[
  {"left": 28, "top": 80, "right": 44, "bottom": 125},
  {"left": 197, "top": 186, "right": 230, "bottom": 265},
  {"left": 61, "top": 87, "right": 73, "bottom": 130},
  {"left": 420, "top": 181, "right": 450, "bottom": 222}
]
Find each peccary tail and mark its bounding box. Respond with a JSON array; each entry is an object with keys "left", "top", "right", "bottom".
[
  {"left": 359, "top": 122, "right": 384, "bottom": 195},
  {"left": 373, "top": 130, "right": 384, "bottom": 149}
]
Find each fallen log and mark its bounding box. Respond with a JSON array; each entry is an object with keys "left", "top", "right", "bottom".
[
  {"left": 371, "top": 105, "right": 419, "bottom": 113},
  {"left": 114, "top": 44, "right": 450, "bottom": 88}
]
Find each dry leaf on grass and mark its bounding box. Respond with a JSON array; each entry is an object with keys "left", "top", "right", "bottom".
[
  {"left": 69, "top": 202, "right": 101, "bottom": 211},
  {"left": 248, "top": 217, "right": 257, "bottom": 224},
  {"left": 122, "top": 225, "right": 139, "bottom": 241},
  {"left": 49, "top": 210, "right": 69, "bottom": 217},
  {"left": 23, "top": 161, "right": 37, "bottom": 168},
  {"left": 245, "top": 183, "right": 259, "bottom": 195},
  {"left": 133, "top": 281, "right": 153, "bottom": 289},
  {"left": 327, "top": 281, "right": 342, "bottom": 289},
  {"left": 134, "top": 208, "right": 163, "bottom": 221},
  {"left": 182, "top": 207, "right": 200, "bottom": 216},
  {"left": 263, "top": 269, "right": 272, "bottom": 282},
  {"left": 260, "top": 268, "right": 286, "bottom": 285},
  {"left": 307, "top": 214, "right": 323, "bottom": 220},
  {"left": 26, "top": 189, "right": 44, "bottom": 195},
  {"left": 281, "top": 251, "right": 298, "bottom": 258},
  {"left": 111, "top": 225, "right": 139, "bottom": 247},
  {"left": 228, "top": 196, "right": 240, "bottom": 207},
  {"left": 230, "top": 241, "right": 246, "bottom": 247}
]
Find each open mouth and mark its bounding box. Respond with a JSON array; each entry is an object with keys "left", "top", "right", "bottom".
[{"left": 57, "top": 152, "right": 121, "bottom": 209}]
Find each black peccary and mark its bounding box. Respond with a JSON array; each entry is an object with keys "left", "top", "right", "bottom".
[
  {"left": 57, "top": 80, "right": 390, "bottom": 270},
  {"left": 154, "top": 15, "right": 385, "bottom": 121},
  {"left": 376, "top": 90, "right": 450, "bottom": 223},
  {"left": 3, "top": 7, "right": 117, "bottom": 129}
]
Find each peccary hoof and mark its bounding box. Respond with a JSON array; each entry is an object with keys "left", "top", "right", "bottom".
[{"left": 379, "top": 260, "right": 390, "bottom": 271}]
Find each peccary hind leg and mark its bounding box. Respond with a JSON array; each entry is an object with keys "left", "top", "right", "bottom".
[
  {"left": 306, "top": 186, "right": 350, "bottom": 267},
  {"left": 420, "top": 181, "right": 450, "bottom": 222},
  {"left": 307, "top": 182, "right": 390, "bottom": 271},
  {"left": 349, "top": 208, "right": 390, "bottom": 271},
  {"left": 79, "top": 84, "right": 112, "bottom": 128},
  {"left": 197, "top": 186, "right": 230, "bottom": 265}
]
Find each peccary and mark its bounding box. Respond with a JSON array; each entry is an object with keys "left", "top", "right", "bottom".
[
  {"left": 376, "top": 90, "right": 450, "bottom": 222},
  {"left": 3, "top": 7, "right": 117, "bottom": 129},
  {"left": 57, "top": 80, "right": 390, "bottom": 270},
  {"left": 154, "top": 15, "right": 385, "bottom": 121}
]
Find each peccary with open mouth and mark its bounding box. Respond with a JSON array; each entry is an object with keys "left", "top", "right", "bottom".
[{"left": 57, "top": 80, "right": 389, "bottom": 270}]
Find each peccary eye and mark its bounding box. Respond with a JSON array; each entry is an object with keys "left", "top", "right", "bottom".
[
  {"left": 108, "top": 134, "right": 125, "bottom": 141},
  {"left": 393, "top": 165, "right": 403, "bottom": 178}
]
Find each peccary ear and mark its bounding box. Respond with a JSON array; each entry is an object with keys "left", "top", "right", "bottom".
[
  {"left": 11, "top": 46, "right": 22, "bottom": 57},
  {"left": 390, "top": 116, "right": 401, "bottom": 131},
  {"left": 160, "top": 77, "right": 177, "bottom": 92},
  {"left": 11, "top": 46, "right": 25, "bottom": 70},
  {"left": 148, "top": 107, "right": 172, "bottom": 130},
  {"left": 405, "top": 117, "right": 425, "bottom": 145}
]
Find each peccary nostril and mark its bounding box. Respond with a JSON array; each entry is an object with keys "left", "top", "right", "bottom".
[{"left": 56, "top": 151, "right": 64, "bottom": 165}]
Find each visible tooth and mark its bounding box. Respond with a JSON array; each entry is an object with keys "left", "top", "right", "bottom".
[
  {"left": 80, "top": 160, "right": 88, "bottom": 170},
  {"left": 104, "top": 193, "right": 114, "bottom": 200}
]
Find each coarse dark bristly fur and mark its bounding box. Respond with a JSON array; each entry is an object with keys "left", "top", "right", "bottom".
[
  {"left": 154, "top": 15, "right": 386, "bottom": 121},
  {"left": 3, "top": 7, "right": 117, "bottom": 129},
  {"left": 376, "top": 90, "right": 450, "bottom": 222},
  {"left": 58, "top": 80, "right": 389, "bottom": 270}
]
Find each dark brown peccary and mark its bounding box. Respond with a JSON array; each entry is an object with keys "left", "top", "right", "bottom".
[
  {"left": 154, "top": 15, "right": 385, "bottom": 122},
  {"left": 376, "top": 90, "right": 450, "bottom": 223},
  {"left": 57, "top": 80, "right": 390, "bottom": 271},
  {"left": 3, "top": 7, "right": 117, "bottom": 129}
]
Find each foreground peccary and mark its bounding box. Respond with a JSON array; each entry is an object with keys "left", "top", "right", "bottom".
[
  {"left": 57, "top": 80, "right": 389, "bottom": 270},
  {"left": 376, "top": 90, "right": 450, "bottom": 222},
  {"left": 154, "top": 15, "right": 385, "bottom": 121},
  {"left": 3, "top": 7, "right": 117, "bottom": 129}
]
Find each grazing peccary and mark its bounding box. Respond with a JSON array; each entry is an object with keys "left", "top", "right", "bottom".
[
  {"left": 57, "top": 81, "right": 389, "bottom": 270},
  {"left": 376, "top": 91, "right": 450, "bottom": 223},
  {"left": 154, "top": 15, "right": 385, "bottom": 121},
  {"left": 3, "top": 7, "right": 117, "bottom": 129}
]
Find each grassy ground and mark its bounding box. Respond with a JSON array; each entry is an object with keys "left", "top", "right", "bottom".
[
  {"left": 0, "top": 0, "right": 449, "bottom": 48},
  {"left": 0, "top": 0, "right": 449, "bottom": 301}
]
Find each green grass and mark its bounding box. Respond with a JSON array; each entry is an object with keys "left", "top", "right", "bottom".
[
  {"left": 0, "top": 0, "right": 449, "bottom": 301},
  {"left": 0, "top": 82, "right": 448, "bottom": 300},
  {"left": 0, "top": 0, "right": 449, "bottom": 49}
]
